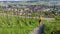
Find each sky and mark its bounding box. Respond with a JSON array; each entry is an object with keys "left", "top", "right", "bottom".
[
  {"left": 0, "top": 0, "right": 38, "bottom": 1},
  {"left": 0, "top": 0, "right": 60, "bottom": 1}
]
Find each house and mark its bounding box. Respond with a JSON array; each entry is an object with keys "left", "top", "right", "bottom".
[{"left": 43, "top": 8, "right": 50, "bottom": 11}]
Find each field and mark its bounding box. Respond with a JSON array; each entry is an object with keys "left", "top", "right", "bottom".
[
  {"left": 0, "top": 1, "right": 60, "bottom": 34},
  {"left": 0, "top": 14, "right": 60, "bottom": 34},
  {"left": 0, "top": 14, "right": 38, "bottom": 34}
]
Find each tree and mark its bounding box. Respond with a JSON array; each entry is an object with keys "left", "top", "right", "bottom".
[{"left": 8, "top": 4, "right": 13, "bottom": 8}]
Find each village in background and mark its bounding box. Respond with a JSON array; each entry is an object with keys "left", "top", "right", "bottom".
[{"left": 0, "top": 1, "right": 60, "bottom": 17}]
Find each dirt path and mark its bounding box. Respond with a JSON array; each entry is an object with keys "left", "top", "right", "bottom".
[
  {"left": 0, "top": 13, "right": 54, "bottom": 21},
  {"left": 29, "top": 27, "right": 39, "bottom": 34},
  {"left": 29, "top": 18, "right": 54, "bottom": 34}
]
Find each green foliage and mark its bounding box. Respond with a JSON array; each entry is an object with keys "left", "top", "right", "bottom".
[
  {"left": 0, "top": 15, "right": 39, "bottom": 34},
  {"left": 0, "top": 15, "right": 60, "bottom": 34}
]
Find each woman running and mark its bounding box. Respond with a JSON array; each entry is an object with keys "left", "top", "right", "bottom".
[
  {"left": 38, "top": 15, "right": 45, "bottom": 34},
  {"left": 38, "top": 15, "right": 42, "bottom": 25}
]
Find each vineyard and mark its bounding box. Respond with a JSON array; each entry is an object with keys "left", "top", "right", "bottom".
[
  {"left": 0, "top": 13, "right": 60, "bottom": 34},
  {"left": 0, "top": 5, "right": 60, "bottom": 34}
]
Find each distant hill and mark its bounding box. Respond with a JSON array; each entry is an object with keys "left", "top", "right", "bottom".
[{"left": 0, "top": 0, "right": 60, "bottom": 6}]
